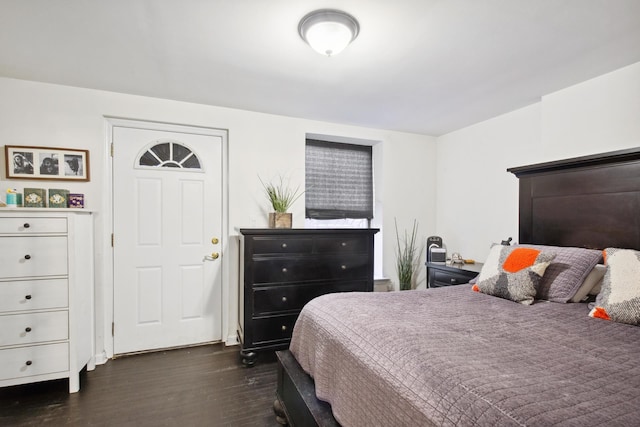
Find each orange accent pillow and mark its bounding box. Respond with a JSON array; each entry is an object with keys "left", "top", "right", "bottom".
[
  {"left": 591, "top": 306, "right": 610, "bottom": 321},
  {"left": 502, "top": 248, "right": 541, "bottom": 273}
]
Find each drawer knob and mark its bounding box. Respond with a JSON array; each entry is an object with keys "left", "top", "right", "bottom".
[
  {"left": 24, "top": 254, "right": 32, "bottom": 260},
  {"left": 25, "top": 295, "right": 32, "bottom": 300},
  {"left": 341, "top": 242, "right": 347, "bottom": 247},
  {"left": 25, "top": 360, "right": 33, "bottom": 366},
  {"left": 341, "top": 265, "right": 347, "bottom": 270},
  {"left": 281, "top": 325, "right": 287, "bottom": 331},
  {"left": 281, "top": 296, "right": 287, "bottom": 302},
  {"left": 23, "top": 223, "right": 31, "bottom": 228},
  {"left": 25, "top": 327, "right": 32, "bottom": 333},
  {"left": 281, "top": 267, "right": 287, "bottom": 273},
  {"left": 281, "top": 243, "right": 287, "bottom": 249}
]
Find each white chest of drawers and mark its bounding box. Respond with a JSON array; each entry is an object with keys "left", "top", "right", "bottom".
[{"left": 0, "top": 209, "right": 94, "bottom": 393}]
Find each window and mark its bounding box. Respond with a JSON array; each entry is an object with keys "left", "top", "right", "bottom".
[
  {"left": 305, "top": 139, "right": 373, "bottom": 220},
  {"left": 137, "top": 141, "right": 202, "bottom": 170}
]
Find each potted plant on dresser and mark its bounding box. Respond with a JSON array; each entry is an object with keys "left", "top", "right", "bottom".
[{"left": 260, "top": 175, "right": 304, "bottom": 228}]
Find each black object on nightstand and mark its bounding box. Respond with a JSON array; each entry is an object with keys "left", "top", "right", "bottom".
[
  {"left": 426, "top": 261, "right": 484, "bottom": 288},
  {"left": 238, "top": 228, "right": 379, "bottom": 366}
]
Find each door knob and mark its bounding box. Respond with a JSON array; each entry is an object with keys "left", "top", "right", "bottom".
[
  {"left": 203, "top": 253, "right": 220, "bottom": 261},
  {"left": 211, "top": 237, "right": 219, "bottom": 244}
]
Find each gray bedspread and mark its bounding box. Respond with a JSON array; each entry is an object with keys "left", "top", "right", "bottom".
[{"left": 289, "top": 285, "right": 640, "bottom": 426}]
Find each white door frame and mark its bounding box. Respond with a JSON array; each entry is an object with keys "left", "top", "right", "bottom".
[{"left": 101, "top": 117, "right": 230, "bottom": 361}]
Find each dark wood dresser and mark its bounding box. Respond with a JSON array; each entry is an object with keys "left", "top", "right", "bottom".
[
  {"left": 426, "top": 262, "right": 483, "bottom": 288},
  {"left": 238, "top": 228, "right": 378, "bottom": 365}
]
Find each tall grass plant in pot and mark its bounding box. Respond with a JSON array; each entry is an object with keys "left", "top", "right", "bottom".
[
  {"left": 395, "top": 218, "right": 421, "bottom": 290},
  {"left": 259, "top": 175, "right": 304, "bottom": 228}
]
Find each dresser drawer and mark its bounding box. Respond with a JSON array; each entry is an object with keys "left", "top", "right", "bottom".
[
  {"left": 0, "top": 236, "right": 68, "bottom": 279},
  {"left": 251, "top": 314, "right": 298, "bottom": 344},
  {"left": 0, "top": 218, "right": 67, "bottom": 235},
  {"left": 315, "top": 236, "right": 368, "bottom": 254},
  {"left": 0, "top": 342, "right": 69, "bottom": 381},
  {"left": 0, "top": 279, "right": 68, "bottom": 313},
  {"left": 252, "top": 255, "right": 370, "bottom": 284},
  {"left": 253, "top": 280, "right": 369, "bottom": 315},
  {"left": 251, "top": 237, "right": 314, "bottom": 255},
  {"left": 0, "top": 311, "right": 68, "bottom": 346}
]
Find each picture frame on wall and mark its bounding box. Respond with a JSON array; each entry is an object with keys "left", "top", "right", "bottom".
[{"left": 4, "top": 145, "right": 90, "bottom": 181}]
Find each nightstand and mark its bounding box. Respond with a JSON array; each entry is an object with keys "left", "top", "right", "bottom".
[{"left": 426, "top": 262, "right": 484, "bottom": 288}]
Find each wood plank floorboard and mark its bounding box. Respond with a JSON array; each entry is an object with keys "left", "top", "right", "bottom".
[{"left": 0, "top": 344, "right": 281, "bottom": 427}]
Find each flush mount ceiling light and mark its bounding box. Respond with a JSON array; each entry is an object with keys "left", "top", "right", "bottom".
[{"left": 298, "top": 9, "right": 360, "bottom": 57}]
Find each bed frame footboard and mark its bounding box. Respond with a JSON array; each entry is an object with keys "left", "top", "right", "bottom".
[{"left": 274, "top": 350, "right": 339, "bottom": 427}]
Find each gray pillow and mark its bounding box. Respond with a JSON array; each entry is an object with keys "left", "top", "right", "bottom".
[{"left": 518, "top": 244, "right": 603, "bottom": 303}]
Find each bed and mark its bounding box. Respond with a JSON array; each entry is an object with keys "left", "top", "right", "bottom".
[{"left": 274, "top": 147, "right": 640, "bottom": 426}]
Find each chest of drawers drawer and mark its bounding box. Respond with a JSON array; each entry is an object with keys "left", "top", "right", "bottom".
[
  {"left": 0, "top": 217, "right": 67, "bottom": 234},
  {"left": 253, "top": 280, "right": 369, "bottom": 315},
  {"left": 314, "top": 236, "right": 368, "bottom": 253},
  {"left": 0, "top": 342, "right": 69, "bottom": 382},
  {"left": 0, "top": 279, "right": 69, "bottom": 313},
  {"left": 251, "top": 237, "right": 314, "bottom": 255},
  {"left": 0, "top": 311, "right": 69, "bottom": 347},
  {"left": 0, "top": 236, "right": 68, "bottom": 279},
  {"left": 251, "top": 254, "right": 370, "bottom": 284},
  {"left": 250, "top": 236, "right": 368, "bottom": 256},
  {"left": 251, "top": 314, "right": 299, "bottom": 345}
]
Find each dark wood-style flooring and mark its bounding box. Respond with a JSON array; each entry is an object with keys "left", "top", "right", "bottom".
[{"left": 0, "top": 344, "right": 281, "bottom": 427}]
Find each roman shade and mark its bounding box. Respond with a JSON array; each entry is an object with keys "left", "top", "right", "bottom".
[{"left": 305, "top": 139, "right": 373, "bottom": 219}]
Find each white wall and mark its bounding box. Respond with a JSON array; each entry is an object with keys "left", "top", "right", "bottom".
[
  {"left": 435, "top": 103, "right": 541, "bottom": 260},
  {"left": 0, "top": 77, "right": 436, "bottom": 361},
  {"left": 436, "top": 61, "right": 640, "bottom": 262}
]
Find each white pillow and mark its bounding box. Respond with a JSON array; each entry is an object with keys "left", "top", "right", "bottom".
[{"left": 570, "top": 264, "right": 606, "bottom": 302}]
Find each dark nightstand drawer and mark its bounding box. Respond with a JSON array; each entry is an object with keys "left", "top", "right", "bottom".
[
  {"left": 253, "top": 280, "right": 369, "bottom": 315},
  {"left": 427, "top": 262, "right": 483, "bottom": 288},
  {"left": 431, "top": 269, "right": 474, "bottom": 287},
  {"left": 252, "top": 255, "right": 370, "bottom": 283},
  {"left": 252, "top": 237, "right": 314, "bottom": 255},
  {"left": 251, "top": 314, "right": 298, "bottom": 344}
]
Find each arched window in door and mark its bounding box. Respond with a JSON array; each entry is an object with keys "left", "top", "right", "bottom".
[{"left": 136, "top": 140, "right": 202, "bottom": 170}]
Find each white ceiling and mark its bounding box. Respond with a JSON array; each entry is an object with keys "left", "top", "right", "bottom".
[{"left": 1, "top": 0, "right": 640, "bottom": 136}]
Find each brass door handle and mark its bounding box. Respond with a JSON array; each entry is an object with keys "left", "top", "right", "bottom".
[
  {"left": 203, "top": 253, "right": 220, "bottom": 261},
  {"left": 211, "top": 237, "right": 219, "bottom": 244}
]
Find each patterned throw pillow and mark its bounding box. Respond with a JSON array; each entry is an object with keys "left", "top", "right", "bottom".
[
  {"left": 589, "top": 248, "right": 640, "bottom": 326},
  {"left": 517, "top": 244, "right": 603, "bottom": 303},
  {"left": 473, "top": 245, "right": 556, "bottom": 305}
]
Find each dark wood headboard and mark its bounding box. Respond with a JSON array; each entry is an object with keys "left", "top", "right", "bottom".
[{"left": 508, "top": 147, "right": 640, "bottom": 251}]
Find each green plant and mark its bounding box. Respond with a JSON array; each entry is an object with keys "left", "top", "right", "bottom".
[
  {"left": 259, "top": 174, "right": 304, "bottom": 213},
  {"left": 395, "top": 218, "right": 420, "bottom": 290}
]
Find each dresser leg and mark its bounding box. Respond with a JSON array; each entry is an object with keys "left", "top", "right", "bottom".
[
  {"left": 240, "top": 349, "right": 257, "bottom": 367},
  {"left": 273, "top": 397, "right": 289, "bottom": 425},
  {"left": 69, "top": 373, "right": 80, "bottom": 393}
]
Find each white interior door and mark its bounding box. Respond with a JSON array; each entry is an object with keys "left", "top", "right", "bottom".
[{"left": 112, "top": 125, "right": 223, "bottom": 355}]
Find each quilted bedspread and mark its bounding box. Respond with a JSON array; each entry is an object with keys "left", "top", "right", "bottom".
[{"left": 289, "top": 285, "right": 640, "bottom": 426}]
